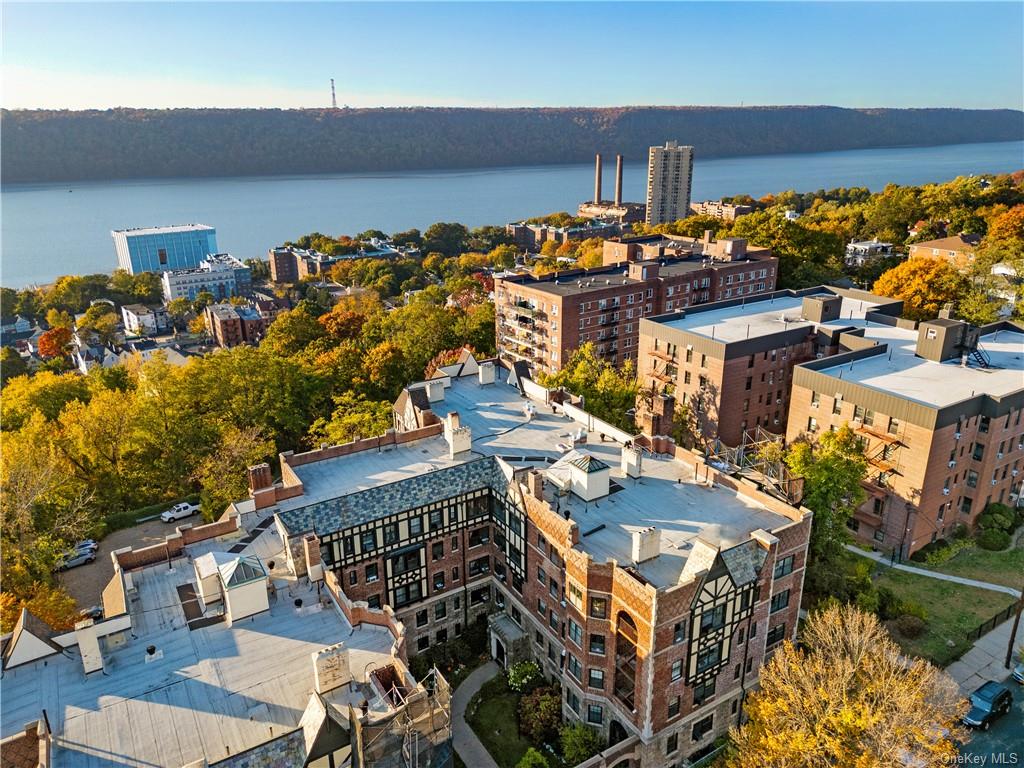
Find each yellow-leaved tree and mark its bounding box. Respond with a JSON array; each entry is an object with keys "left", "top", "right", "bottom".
[{"left": 728, "top": 604, "right": 966, "bottom": 767}]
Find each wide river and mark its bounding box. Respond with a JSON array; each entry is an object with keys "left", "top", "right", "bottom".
[{"left": 2, "top": 140, "right": 1022, "bottom": 287}]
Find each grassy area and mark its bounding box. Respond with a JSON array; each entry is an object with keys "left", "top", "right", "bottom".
[
  {"left": 871, "top": 565, "right": 1016, "bottom": 666},
  {"left": 914, "top": 535, "right": 1024, "bottom": 591},
  {"left": 466, "top": 675, "right": 533, "bottom": 768}
]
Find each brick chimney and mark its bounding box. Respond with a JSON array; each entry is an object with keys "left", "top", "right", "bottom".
[
  {"left": 303, "top": 533, "right": 323, "bottom": 580},
  {"left": 528, "top": 470, "right": 545, "bottom": 500},
  {"left": 248, "top": 463, "right": 273, "bottom": 493}
]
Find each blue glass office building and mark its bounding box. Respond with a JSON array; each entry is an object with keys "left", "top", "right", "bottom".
[{"left": 111, "top": 224, "right": 218, "bottom": 275}]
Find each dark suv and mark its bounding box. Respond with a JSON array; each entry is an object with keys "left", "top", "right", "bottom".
[{"left": 962, "top": 681, "right": 1013, "bottom": 730}]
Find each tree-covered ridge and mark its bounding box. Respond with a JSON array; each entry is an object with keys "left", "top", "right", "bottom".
[{"left": 2, "top": 105, "right": 1021, "bottom": 183}]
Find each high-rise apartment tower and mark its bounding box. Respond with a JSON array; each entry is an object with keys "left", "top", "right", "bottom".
[{"left": 645, "top": 141, "right": 694, "bottom": 226}]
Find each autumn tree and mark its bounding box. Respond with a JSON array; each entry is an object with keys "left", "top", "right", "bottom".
[
  {"left": 559, "top": 723, "right": 604, "bottom": 766},
  {"left": 77, "top": 303, "right": 120, "bottom": 345},
  {"left": 872, "top": 258, "right": 969, "bottom": 321},
  {"left": 536, "top": 343, "right": 638, "bottom": 431},
  {"left": 518, "top": 687, "right": 562, "bottom": 745},
  {"left": 728, "top": 604, "right": 965, "bottom": 767},
  {"left": 307, "top": 393, "right": 392, "bottom": 446},
  {"left": 0, "top": 347, "right": 28, "bottom": 387},
  {"left": 37, "top": 326, "right": 73, "bottom": 359},
  {"left": 193, "top": 425, "right": 274, "bottom": 518},
  {"left": 166, "top": 297, "right": 192, "bottom": 329}
]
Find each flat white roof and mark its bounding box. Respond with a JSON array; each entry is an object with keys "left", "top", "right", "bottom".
[
  {"left": 111, "top": 224, "right": 215, "bottom": 236},
  {"left": 279, "top": 370, "right": 798, "bottom": 589},
  {"left": 814, "top": 323, "right": 1024, "bottom": 408},
  {"left": 658, "top": 294, "right": 881, "bottom": 343}
]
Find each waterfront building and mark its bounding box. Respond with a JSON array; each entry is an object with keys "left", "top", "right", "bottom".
[
  {"left": 690, "top": 201, "right": 754, "bottom": 221},
  {"left": 506, "top": 219, "right": 624, "bottom": 250},
  {"left": 577, "top": 153, "right": 647, "bottom": 224},
  {"left": 161, "top": 253, "right": 252, "bottom": 302},
  {"left": 241, "top": 355, "right": 811, "bottom": 767},
  {"left": 111, "top": 224, "right": 217, "bottom": 275},
  {"left": 645, "top": 142, "right": 694, "bottom": 227},
  {"left": 494, "top": 232, "right": 776, "bottom": 373}
]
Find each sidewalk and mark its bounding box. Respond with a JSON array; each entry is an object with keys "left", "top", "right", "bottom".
[
  {"left": 452, "top": 660, "right": 501, "bottom": 768},
  {"left": 845, "top": 545, "right": 1022, "bottom": 691}
]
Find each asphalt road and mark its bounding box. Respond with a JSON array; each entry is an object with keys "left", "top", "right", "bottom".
[
  {"left": 960, "top": 669, "right": 1024, "bottom": 763},
  {"left": 57, "top": 517, "right": 184, "bottom": 610}
]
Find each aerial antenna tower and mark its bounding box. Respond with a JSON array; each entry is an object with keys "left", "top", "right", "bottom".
[{"left": 330, "top": 78, "right": 337, "bottom": 109}]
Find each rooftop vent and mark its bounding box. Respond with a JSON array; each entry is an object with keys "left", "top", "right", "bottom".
[{"left": 631, "top": 527, "right": 660, "bottom": 563}]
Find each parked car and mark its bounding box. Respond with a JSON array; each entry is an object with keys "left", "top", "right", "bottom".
[
  {"left": 55, "top": 550, "right": 97, "bottom": 571},
  {"left": 962, "top": 681, "right": 1013, "bottom": 730},
  {"left": 1012, "top": 662, "right": 1024, "bottom": 685},
  {"left": 74, "top": 539, "right": 99, "bottom": 552},
  {"left": 160, "top": 502, "right": 199, "bottom": 523},
  {"left": 79, "top": 605, "right": 103, "bottom": 621}
]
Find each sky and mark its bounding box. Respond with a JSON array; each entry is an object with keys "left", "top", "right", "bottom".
[{"left": 2, "top": 2, "right": 1022, "bottom": 111}]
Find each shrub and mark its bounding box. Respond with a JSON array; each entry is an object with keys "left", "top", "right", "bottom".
[
  {"left": 910, "top": 539, "right": 948, "bottom": 563},
  {"left": 976, "top": 529, "right": 1012, "bottom": 551},
  {"left": 464, "top": 614, "right": 489, "bottom": 655},
  {"left": 507, "top": 660, "right": 542, "bottom": 693},
  {"left": 560, "top": 722, "right": 605, "bottom": 766},
  {"left": 921, "top": 538, "right": 973, "bottom": 566},
  {"left": 516, "top": 748, "right": 550, "bottom": 768},
  {"left": 951, "top": 524, "right": 969, "bottom": 540},
  {"left": 894, "top": 614, "right": 927, "bottom": 639},
  {"left": 977, "top": 511, "right": 1013, "bottom": 533},
  {"left": 519, "top": 687, "right": 562, "bottom": 745},
  {"left": 877, "top": 587, "right": 927, "bottom": 621}
]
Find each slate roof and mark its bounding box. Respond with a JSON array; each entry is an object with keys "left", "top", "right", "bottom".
[
  {"left": 277, "top": 456, "right": 509, "bottom": 536},
  {"left": 719, "top": 539, "right": 767, "bottom": 586}
]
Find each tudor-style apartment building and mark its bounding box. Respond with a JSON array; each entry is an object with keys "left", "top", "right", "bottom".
[{"left": 244, "top": 353, "right": 811, "bottom": 768}]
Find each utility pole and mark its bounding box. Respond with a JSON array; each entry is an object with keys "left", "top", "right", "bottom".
[{"left": 330, "top": 78, "right": 337, "bottom": 109}]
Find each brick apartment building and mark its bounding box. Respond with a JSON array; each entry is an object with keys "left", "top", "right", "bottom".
[
  {"left": 269, "top": 246, "right": 340, "bottom": 283},
  {"left": 506, "top": 219, "right": 624, "bottom": 251},
  {"left": 243, "top": 357, "right": 811, "bottom": 767},
  {"left": 204, "top": 302, "right": 267, "bottom": 348},
  {"left": 787, "top": 314, "right": 1024, "bottom": 558},
  {"left": 690, "top": 201, "right": 754, "bottom": 221},
  {"left": 494, "top": 233, "right": 777, "bottom": 374},
  {"left": 907, "top": 234, "right": 981, "bottom": 267},
  {"left": 637, "top": 288, "right": 898, "bottom": 447}
]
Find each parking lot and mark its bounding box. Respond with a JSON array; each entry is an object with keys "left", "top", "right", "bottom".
[
  {"left": 58, "top": 517, "right": 181, "bottom": 609},
  {"left": 960, "top": 671, "right": 1024, "bottom": 761}
]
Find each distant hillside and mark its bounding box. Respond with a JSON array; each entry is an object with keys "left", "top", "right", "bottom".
[{"left": 2, "top": 106, "right": 1021, "bottom": 184}]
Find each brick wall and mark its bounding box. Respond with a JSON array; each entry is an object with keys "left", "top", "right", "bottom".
[{"left": 114, "top": 515, "right": 240, "bottom": 571}]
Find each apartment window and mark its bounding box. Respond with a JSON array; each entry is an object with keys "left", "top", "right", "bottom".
[
  {"left": 766, "top": 624, "right": 787, "bottom": 646},
  {"left": 451, "top": 536, "right": 459, "bottom": 551},
  {"left": 549, "top": 579, "right": 559, "bottom": 599},
  {"left": 832, "top": 396, "right": 843, "bottom": 415},
  {"left": 365, "top": 563, "right": 379, "bottom": 582},
  {"left": 979, "top": 416, "right": 990, "bottom": 434},
  {"left": 587, "top": 704, "right": 603, "bottom": 725},
  {"left": 668, "top": 696, "right": 681, "bottom": 719},
  {"left": 863, "top": 409, "right": 875, "bottom": 427},
  {"left": 972, "top": 443, "right": 985, "bottom": 461},
  {"left": 435, "top": 601, "right": 447, "bottom": 620},
  {"left": 568, "top": 581, "right": 583, "bottom": 610},
  {"left": 693, "top": 677, "right": 716, "bottom": 706},
  {"left": 568, "top": 619, "right": 584, "bottom": 646},
  {"left": 417, "top": 636, "right": 429, "bottom": 651},
  {"left": 432, "top": 542, "right": 444, "bottom": 561},
  {"left": 392, "top": 550, "right": 419, "bottom": 576},
  {"left": 429, "top": 509, "right": 443, "bottom": 530},
  {"left": 394, "top": 583, "right": 422, "bottom": 608},
  {"left": 774, "top": 555, "right": 794, "bottom": 578},
  {"left": 853, "top": 405, "right": 866, "bottom": 422},
  {"left": 590, "top": 634, "right": 606, "bottom": 655},
  {"left": 469, "top": 526, "right": 490, "bottom": 547},
  {"left": 348, "top": 570, "right": 358, "bottom": 586},
  {"left": 960, "top": 496, "right": 973, "bottom": 515},
  {"left": 567, "top": 655, "right": 583, "bottom": 681},
  {"left": 666, "top": 734, "right": 679, "bottom": 755},
  {"left": 692, "top": 714, "right": 714, "bottom": 742},
  {"left": 745, "top": 377, "right": 752, "bottom": 391},
  {"left": 966, "top": 470, "right": 979, "bottom": 488},
  {"left": 673, "top": 621, "right": 686, "bottom": 643},
  {"left": 699, "top": 605, "right": 726, "bottom": 635},
  {"left": 384, "top": 522, "right": 399, "bottom": 545},
  {"left": 548, "top": 611, "right": 559, "bottom": 630},
  {"left": 671, "top": 659, "right": 683, "bottom": 681},
  {"left": 158, "top": 248, "right": 168, "bottom": 265},
  {"left": 589, "top": 596, "right": 607, "bottom": 619},
  {"left": 770, "top": 589, "right": 790, "bottom": 613},
  {"left": 469, "top": 556, "right": 490, "bottom": 577},
  {"left": 408, "top": 516, "right": 423, "bottom": 536},
  {"left": 452, "top": 565, "right": 460, "bottom": 581},
  {"left": 888, "top": 417, "right": 900, "bottom": 435},
  {"left": 433, "top": 572, "right": 445, "bottom": 591},
  {"left": 367, "top": 594, "right": 381, "bottom": 609},
  {"left": 686, "top": 348, "right": 693, "bottom": 363},
  {"left": 537, "top": 567, "right": 547, "bottom": 586},
  {"left": 537, "top": 598, "right": 547, "bottom": 616},
  {"left": 436, "top": 628, "right": 448, "bottom": 645},
  {"left": 808, "top": 416, "right": 818, "bottom": 433},
  {"left": 361, "top": 531, "right": 377, "bottom": 552},
  {"left": 416, "top": 609, "right": 428, "bottom": 628},
  {"left": 696, "top": 644, "right": 722, "bottom": 673},
  {"left": 588, "top": 668, "right": 605, "bottom": 690}
]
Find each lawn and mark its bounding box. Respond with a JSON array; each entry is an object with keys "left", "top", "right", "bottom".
[
  {"left": 466, "top": 675, "right": 534, "bottom": 768},
  {"left": 914, "top": 536, "right": 1024, "bottom": 591},
  {"left": 871, "top": 565, "right": 1016, "bottom": 666}
]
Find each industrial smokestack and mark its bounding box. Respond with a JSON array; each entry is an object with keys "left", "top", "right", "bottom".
[
  {"left": 594, "top": 153, "right": 603, "bottom": 204},
  {"left": 614, "top": 154, "right": 623, "bottom": 206}
]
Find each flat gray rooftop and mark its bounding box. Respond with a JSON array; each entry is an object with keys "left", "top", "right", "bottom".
[
  {"left": 1, "top": 559, "right": 394, "bottom": 767},
  {"left": 657, "top": 294, "right": 881, "bottom": 343},
  {"left": 276, "top": 370, "right": 799, "bottom": 589},
  {"left": 814, "top": 323, "right": 1024, "bottom": 407}
]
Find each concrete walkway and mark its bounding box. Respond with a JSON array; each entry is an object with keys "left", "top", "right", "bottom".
[
  {"left": 845, "top": 545, "right": 1022, "bottom": 691},
  {"left": 452, "top": 661, "right": 501, "bottom": 768},
  {"left": 844, "top": 545, "right": 1022, "bottom": 598}
]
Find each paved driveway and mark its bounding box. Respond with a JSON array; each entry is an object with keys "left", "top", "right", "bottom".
[
  {"left": 959, "top": 671, "right": 1024, "bottom": 761},
  {"left": 57, "top": 517, "right": 184, "bottom": 609}
]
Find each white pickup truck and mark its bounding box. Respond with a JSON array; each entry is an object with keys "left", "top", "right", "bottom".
[{"left": 160, "top": 502, "right": 200, "bottom": 523}]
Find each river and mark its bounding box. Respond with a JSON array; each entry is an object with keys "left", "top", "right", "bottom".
[{"left": 2, "top": 140, "right": 1022, "bottom": 287}]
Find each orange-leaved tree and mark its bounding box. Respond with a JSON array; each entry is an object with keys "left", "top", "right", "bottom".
[{"left": 872, "top": 257, "right": 968, "bottom": 321}]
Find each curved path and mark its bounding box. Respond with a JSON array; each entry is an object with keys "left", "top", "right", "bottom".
[{"left": 451, "top": 661, "right": 501, "bottom": 768}]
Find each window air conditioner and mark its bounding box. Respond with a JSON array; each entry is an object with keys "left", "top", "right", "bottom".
[
  {"left": 997, "top": 452, "right": 1004, "bottom": 459},
  {"left": 954, "top": 432, "right": 961, "bottom": 440},
  {"left": 942, "top": 488, "right": 950, "bottom": 496},
  {"left": 948, "top": 461, "right": 957, "bottom": 468}
]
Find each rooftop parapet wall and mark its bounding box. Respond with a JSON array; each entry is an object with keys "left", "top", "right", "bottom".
[
  {"left": 323, "top": 568, "right": 407, "bottom": 665},
  {"left": 111, "top": 514, "right": 241, "bottom": 571}
]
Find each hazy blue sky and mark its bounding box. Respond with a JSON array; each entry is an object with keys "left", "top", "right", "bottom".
[{"left": 3, "top": 2, "right": 1022, "bottom": 110}]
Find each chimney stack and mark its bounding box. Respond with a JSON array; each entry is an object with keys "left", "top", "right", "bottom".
[
  {"left": 614, "top": 154, "right": 623, "bottom": 206},
  {"left": 594, "top": 153, "right": 603, "bottom": 204}
]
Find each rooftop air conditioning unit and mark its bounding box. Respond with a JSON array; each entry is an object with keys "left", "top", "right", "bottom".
[
  {"left": 942, "top": 488, "right": 950, "bottom": 495},
  {"left": 816, "top": 353, "right": 825, "bottom": 359}
]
